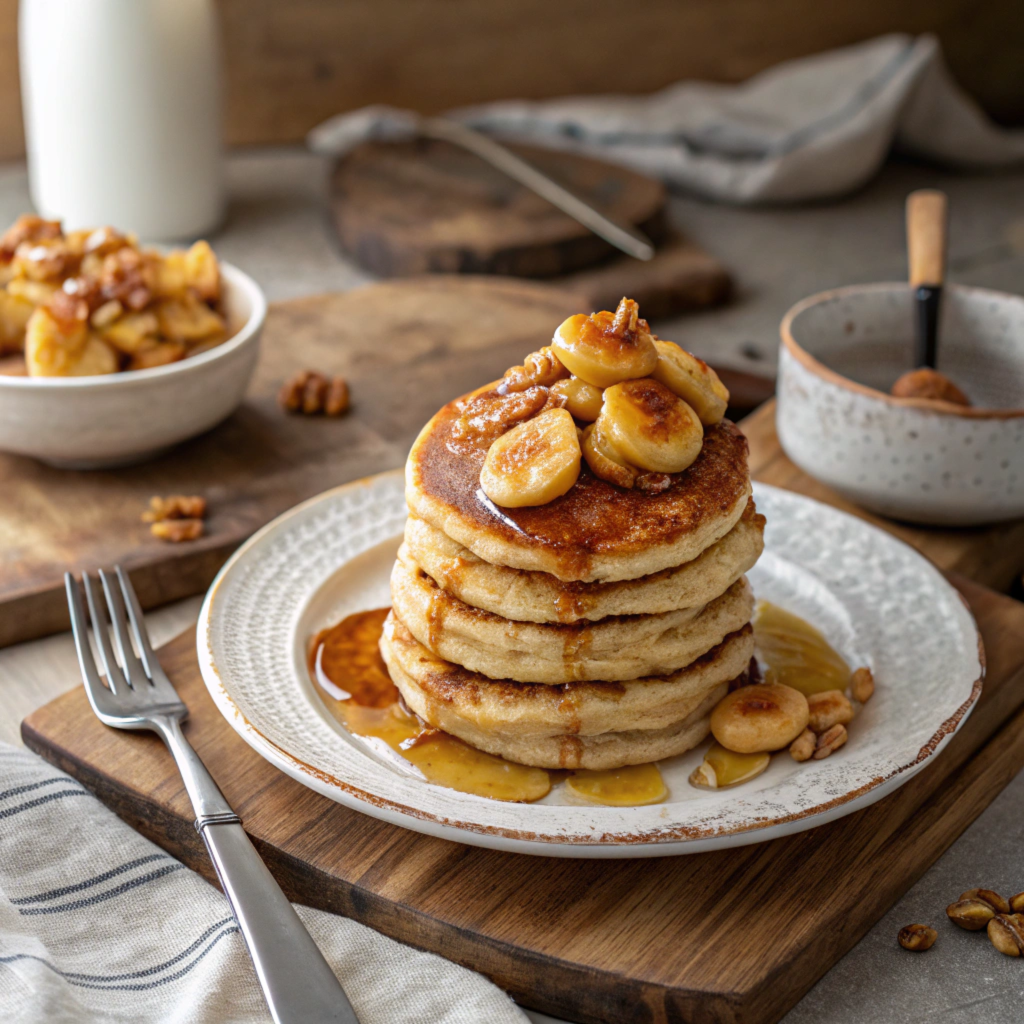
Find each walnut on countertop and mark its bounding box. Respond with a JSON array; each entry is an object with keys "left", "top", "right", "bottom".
[
  {"left": 144, "top": 493, "right": 207, "bottom": 542},
  {"left": 279, "top": 370, "right": 350, "bottom": 416},
  {"left": 142, "top": 494, "right": 207, "bottom": 523},
  {"left": 150, "top": 518, "right": 204, "bottom": 543}
]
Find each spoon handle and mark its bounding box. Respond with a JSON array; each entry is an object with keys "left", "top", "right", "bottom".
[
  {"left": 906, "top": 189, "right": 948, "bottom": 368},
  {"left": 906, "top": 190, "right": 948, "bottom": 288}
]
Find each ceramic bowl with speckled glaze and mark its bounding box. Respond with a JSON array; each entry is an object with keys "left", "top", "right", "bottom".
[
  {"left": 777, "top": 283, "right": 1024, "bottom": 526},
  {"left": 0, "top": 263, "right": 266, "bottom": 469}
]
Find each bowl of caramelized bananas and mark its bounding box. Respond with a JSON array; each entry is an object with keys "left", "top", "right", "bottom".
[{"left": 0, "top": 215, "right": 266, "bottom": 468}]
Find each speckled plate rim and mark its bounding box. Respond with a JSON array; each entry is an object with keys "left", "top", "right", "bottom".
[{"left": 196, "top": 471, "right": 984, "bottom": 859}]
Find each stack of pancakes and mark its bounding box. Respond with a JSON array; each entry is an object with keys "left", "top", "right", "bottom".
[{"left": 380, "top": 394, "right": 765, "bottom": 771}]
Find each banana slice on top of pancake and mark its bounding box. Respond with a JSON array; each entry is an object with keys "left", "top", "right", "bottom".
[
  {"left": 597, "top": 378, "right": 703, "bottom": 474},
  {"left": 480, "top": 406, "right": 581, "bottom": 507},
  {"left": 551, "top": 297, "right": 658, "bottom": 389},
  {"left": 477, "top": 296, "right": 732, "bottom": 507}
]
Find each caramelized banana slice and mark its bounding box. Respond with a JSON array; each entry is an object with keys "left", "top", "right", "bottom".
[
  {"left": 651, "top": 340, "right": 729, "bottom": 425},
  {"left": 581, "top": 423, "right": 637, "bottom": 488},
  {"left": 550, "top": 376, "right": 603, "bottom": 421},
  {"left": 24, "top": 302, "right": 89, "bottom": 376},
  {"left": 597, "top": 378, "right": 703, "bottom": 474},
  {"left": 480, "top": 407, "right": 581, "bottom": 508},
  {"left": 710, "top": 683, "right": 809, "bottom": 754},
  {"left": 551, "top": 297, "right": 658, "bottom": 389},
  {"left": 67, "top": 335, "right": 119, "bottom": 376}
]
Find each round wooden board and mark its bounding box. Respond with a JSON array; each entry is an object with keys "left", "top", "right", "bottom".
[{"left": 330, "top": 139, "right": 667, "bottom": 278}]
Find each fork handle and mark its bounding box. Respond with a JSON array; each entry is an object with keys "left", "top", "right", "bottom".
[{"left": 155, "top": 717, "right": 360, "bottom": 1024}]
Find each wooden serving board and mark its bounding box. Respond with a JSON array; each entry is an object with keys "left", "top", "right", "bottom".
[
  {"left": 21, "top": 407, "right": 1024, "bottom": 1024},
  {"left": 330, "top": 139, "right": 732, "bottom": 317},
  {"left": 0, "top": 277, "right": 770, "bottom": 650}
]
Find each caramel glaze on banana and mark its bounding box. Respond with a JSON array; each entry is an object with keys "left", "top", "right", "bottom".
[{"left": 470, "top": 296, "right": 734, "bottom": 514}]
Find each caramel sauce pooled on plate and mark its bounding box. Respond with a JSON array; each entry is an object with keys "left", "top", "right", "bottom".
[
  {"left": 566, "top": 764, "right": 667, "bottom": 806},
  {"left": 753, "top": 600, "right": 851, "bottom": 696},
  {"left": 310, "top": 609, "right": 550, "bottom": 802}
]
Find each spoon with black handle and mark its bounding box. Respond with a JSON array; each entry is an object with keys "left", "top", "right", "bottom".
[{"left": 906, "top": 189, "right": 948, "bottom": 369}]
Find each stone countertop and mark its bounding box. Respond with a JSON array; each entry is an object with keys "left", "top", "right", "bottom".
[{"left": 2, "top": 148, "right": 1024, "bottom": 1024}]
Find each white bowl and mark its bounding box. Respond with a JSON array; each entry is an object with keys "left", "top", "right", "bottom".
[
  {"left": 777, "top": 282, "right": 1024, "bottom": 526},
  {"left": 0, "top": 262, "right": 266, "bottom": 469}
]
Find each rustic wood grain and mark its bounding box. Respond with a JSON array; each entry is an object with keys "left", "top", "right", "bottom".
[
  {"left": 1, "top": 0, "right": 1022, "bottom": 162},
  {"left": 0, "top": 278, "right": 588, "bottom": 648},
  {"left": 21, "top": 575, "right": 1024, "bottom": 1024},
  {"left": 329, "top": 139, "right": 669, "bottom": 278},
  {"left": 745, "top": 401, "right": 1024, "bottom": 592}
]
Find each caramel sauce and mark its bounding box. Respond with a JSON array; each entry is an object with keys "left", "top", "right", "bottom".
[
  {"left": 310, "top": 608, "right": 549, "bottom": 802},
  {"left": 553, "top": 590, "right": 587, "bottom": 623},
  {"left": 753, "top": 601, "right": 851, "bottom": 696},
  {"left": 567, "top": 764, "right": 667, "bottom": 806}
]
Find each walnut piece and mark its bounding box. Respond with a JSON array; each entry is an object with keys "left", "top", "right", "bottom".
[
  {"left": 279, "top": 370, "right": 351, "bottom": 417},
  {"left": 142, "top": 494, "right": 206, "bottom": 523},
  {"left": 806, "top": 690, "right": 854, "bottom": 733},
  {"left": 498, "top": 346, "right": 570, "bottom": 393},
  {"left": 850, "top": 666, "right": 875, "bottom": 703},
  {"left": 150, "top": 518, "right": 204, "bottom": 543},
  {"left": 789, "top": 728, "right": 816, "bottom": 762},
  {"left": 812, "top": 723, "right": 848, "bottom": 759},
  {"left": 898, "top": 924, "right": 937, "bottom": 951}
]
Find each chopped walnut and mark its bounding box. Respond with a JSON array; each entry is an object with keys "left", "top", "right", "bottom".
[
  {"left": 813, "top": 723, "right": 848, "bottom": 759},
  {"left": 789, "top": 728, "right": 816, "bottom": 762},
  {"left": 279, "top": 370, "right": 351, "bottom": 417},
  {"left": 635, "top": 472, "right": 672, "bottom": 494},
  {"left": 850, "top": 666, "right": 875, "bottom": 703},
  {"left": 142, "top": 494, "right": 207, "bottom": 522},
  {"left": 325, "top": 376, "right": 350, "bottom": 416},
  {"left": 498, "top": 346, "right": 570, "bottom": 393},
  {"left": 150, "top": 518, "right": 204, "bottom": 543}
]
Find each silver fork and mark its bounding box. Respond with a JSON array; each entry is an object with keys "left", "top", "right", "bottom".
[{"left": 66, "top": 566, "right": 360, "bottom": 1024}]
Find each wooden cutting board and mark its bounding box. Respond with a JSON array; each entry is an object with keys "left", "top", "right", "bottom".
[
  {"left": 0, "top": 277, "right": 771, "bottom": 650},
  {"left": 330, "top": 139, "right": 732, "bottom": 317},
  {"left": 21, "top": 405, "right": 1024, "bottom": 1024}
]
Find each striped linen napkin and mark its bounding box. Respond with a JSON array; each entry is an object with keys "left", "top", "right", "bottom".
[
  {"left": 309, "top": 34, "right": 1024, "bottom": 205},
  {"left": 0, "top": 742, "right": 528, "bottom": 1024}
]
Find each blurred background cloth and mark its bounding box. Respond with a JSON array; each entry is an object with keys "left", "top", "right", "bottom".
[{"left": 310, "top": 34, "right": 1024, "bottom": 205}]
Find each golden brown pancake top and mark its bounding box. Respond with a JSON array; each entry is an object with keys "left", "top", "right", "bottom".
[{"left": 412, "top": 392, "right": 750, "bottom": 577}]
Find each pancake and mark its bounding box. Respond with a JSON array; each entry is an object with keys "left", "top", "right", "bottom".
[
  {"left": 404, "top": 497, "right": 765, "bottom": 624},
  {"left": 383, "top": 615, "right": 731, "bottom": 769},
  {"left": 391, "top": 548, "right": 754, "bottom": 683},
  {"left": 406, "top": 384, "right": 751, "bottom": 582},
  {"left": 382, "top": 612, "right": 753, "bottom": 735}
]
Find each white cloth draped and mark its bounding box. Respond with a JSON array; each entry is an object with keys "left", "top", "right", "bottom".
[{"left": 309, "top": 34, "right": 1024, "bottom": 204}]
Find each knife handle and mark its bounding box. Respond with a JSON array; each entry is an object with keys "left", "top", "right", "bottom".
[{"left": 906, "top": 189, "right": 948, "bottom": 288}]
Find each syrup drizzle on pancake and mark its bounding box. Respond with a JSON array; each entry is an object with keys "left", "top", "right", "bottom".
[{"left": 308, "top": 608, "right": 669, "bottom": 805}]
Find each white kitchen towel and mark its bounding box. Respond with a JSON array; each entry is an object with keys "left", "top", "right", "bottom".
[
  {"left": 0, "top": 743, "right": 528, "bottom": 1024},
  {"left": 309, "top": 34, "right": 1024, "bottom": 204}
]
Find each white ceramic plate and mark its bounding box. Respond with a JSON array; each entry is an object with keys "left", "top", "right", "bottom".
[{"left": 197, "top": 472, "right": 983, "bottom": 858}]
